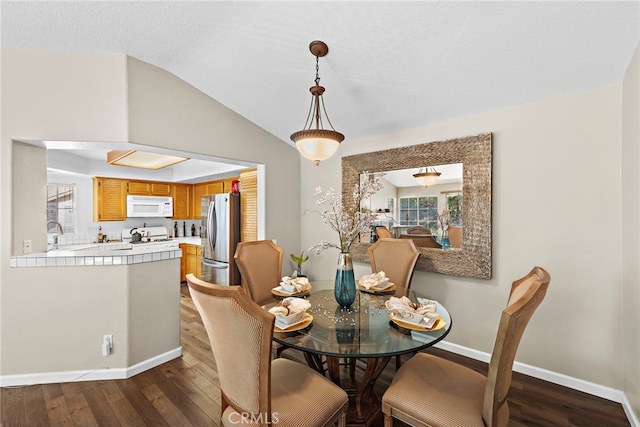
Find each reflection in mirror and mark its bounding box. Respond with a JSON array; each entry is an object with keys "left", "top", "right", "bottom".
[
  {"left": 360, "top": 164, "right": 463, "bottom": 246},
  {"left": 343, "top": 132, "right": 492, "bottom": 279}
]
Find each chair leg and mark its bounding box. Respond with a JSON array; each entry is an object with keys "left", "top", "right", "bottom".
[
  {"left": 337, "top": 411, "right": 347, "bottom": 427},
  {"left": 383, "top": 413, "right": 393, "bottom": 427},
  {"left": 395, "top": 354, "right": 402, "bottom": 370}
]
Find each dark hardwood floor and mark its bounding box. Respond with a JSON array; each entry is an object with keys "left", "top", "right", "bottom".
[{"left": 1, "top": 284, "right": 630, "bottom": 426}]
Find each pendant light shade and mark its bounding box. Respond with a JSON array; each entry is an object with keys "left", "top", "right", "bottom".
[
  {"left": 290, "top": 41, "right": 344, "bottom": 166},
  {"left": 413, "top": 167, "right": 441, "bottom": 187},
  {"left": 291, "top": 129, "right": 342, "bottom": 164}
]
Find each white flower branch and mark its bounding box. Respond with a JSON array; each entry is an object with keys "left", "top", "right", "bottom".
[{"left": 309, "top": 172, "right": 385, "bottom": 254}]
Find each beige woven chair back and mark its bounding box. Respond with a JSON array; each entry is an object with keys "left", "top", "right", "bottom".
[
  {"left": 368, "top": 238, "right": 420, "bottom": 290},
  {"left": 186, "top": 274, "right": 274, "bottom": 421},
  {"left": 375, "top": 226, "right": 393, "bottom": 239},
  {"left": 448, "top": 226, "right": 462, "bottom": 248},
  {"left": 406, "top": 226, "right": 431, "bottom": 235},
  {"left": 234, "top": 240, "right": 284, "bottom": 306},
  {"left": 400, "top": 234, "right": 441, "bottom": 248},
  {"left": 483, "top": 266, "right": 551, "bottom": 426}
]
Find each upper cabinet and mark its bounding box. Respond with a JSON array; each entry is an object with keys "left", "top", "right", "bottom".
[
  {"left": 172, "top": 184, "right": 190, "bottom": 219},
  {"left": 127, "top": 180, "right": 172, "bottom": 196},
  {"left": 93, "top": 177, "right": 127, "bottom": 221},
  {"left": 93, "top": 176, "right": 240, "bottom": 221}
]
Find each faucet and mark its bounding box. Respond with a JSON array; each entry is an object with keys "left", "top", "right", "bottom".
[
  {"left": 47, "top": 221, "right": 64, "bottom": 235},
  {"left": 47, "top": 221, "right": 63, "bottom": 250}
]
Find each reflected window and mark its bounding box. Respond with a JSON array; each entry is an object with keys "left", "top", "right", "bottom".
[
  {"left": 399, "top": 196, "right": 438, "bottom": 229},
  {"left": 47, "top": 184, "right": 76, "bottom": 234},
  {"left": 446, "top": 193, "right": 463, "bottom": 226}
]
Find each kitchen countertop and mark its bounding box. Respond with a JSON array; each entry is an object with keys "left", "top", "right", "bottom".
[
  {"left": 10, "top": 241, "right": 184, "bottom": 268},
  {"left": 170, "top": 236, "right": 202, "bottom": 245}
]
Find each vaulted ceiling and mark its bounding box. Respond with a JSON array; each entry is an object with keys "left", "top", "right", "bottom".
[{"left": 2, "top": 1, "right": 638, "bottom": 150}]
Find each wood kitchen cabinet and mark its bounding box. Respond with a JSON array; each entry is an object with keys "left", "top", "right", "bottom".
[
  {"left": 240, "top": 169, "right": 258, "bottom": 242},
  {"left": 150, "top": 182, "right": 172, "bottom": 196},
  {"left": 184, "top": 244, "right": 201, "bottom": 280},
  {"left": 189, "top": 178, "right": 238, "bottom": 219},
  {"left": 126, "top": 180, "right": 150, "bottom": 195},
  {"left": 92, "top": 176, "right": 241, "bottom": 222},
  {"left": 172, "top": 184, "right": 190, "bottom": 219},
  {"left": 127, "top": 180, "right": 172, "bottom": 196},
  {"left": 191, "top": 183, "right": 207, "bottom": 220},
  {"left": 222, "top": 178, "right": 236, "bottom": 192},
  {"left": 93, "top": 177, "right": 127, "bottom": 221}
]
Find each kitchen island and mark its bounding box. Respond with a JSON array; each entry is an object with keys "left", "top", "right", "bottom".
[{"left": 2, "top": 243, "right": 183, "bottom": 386}]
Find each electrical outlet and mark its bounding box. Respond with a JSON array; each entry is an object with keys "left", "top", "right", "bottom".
[
  {"left": 23, "top": 240, "right": 32, "bottom": 254},
  {"left": 102, "top": 335, "right": 113, "bottom": 356}
]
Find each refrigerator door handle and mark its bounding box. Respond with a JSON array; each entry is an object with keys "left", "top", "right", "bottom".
[
  {"left": 202, "top": 259, "right": 229, "bottom": 269},
  {"left": 207, "top": 200, "right": 216, "bottom": 251}
]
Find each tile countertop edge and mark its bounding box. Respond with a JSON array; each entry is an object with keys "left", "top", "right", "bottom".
[
  {"left": 10, "top": 248, "right": 183, "bottom": 268},
  {"left": 171, "top": 237, "right": 202, "bottom": 245}
]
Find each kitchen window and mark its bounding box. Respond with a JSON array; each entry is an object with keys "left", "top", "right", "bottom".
[{"left": 47, "top": 184, "right": 76, "bottom": 234}]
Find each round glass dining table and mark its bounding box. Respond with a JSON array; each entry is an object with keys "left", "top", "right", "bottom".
[{"left": 265, "top": 280, "right": 452, "bottom": 427}]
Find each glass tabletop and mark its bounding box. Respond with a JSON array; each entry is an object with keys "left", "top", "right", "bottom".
[{"left": 267, "top": 280, "right": 452, "bottom": 358}]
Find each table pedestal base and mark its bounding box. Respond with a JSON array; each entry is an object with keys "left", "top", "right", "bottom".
[{"left": 305, "top": 354, "right": 392, "bottom": 427}]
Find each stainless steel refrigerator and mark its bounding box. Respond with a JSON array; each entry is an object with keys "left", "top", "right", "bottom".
[{"left": 201, "top": 193, "right": 241, "bottom": 285}]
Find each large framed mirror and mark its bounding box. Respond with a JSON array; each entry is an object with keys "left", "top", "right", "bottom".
[{"left": 342, "top": 132, "right": 492, "bottom": 279}]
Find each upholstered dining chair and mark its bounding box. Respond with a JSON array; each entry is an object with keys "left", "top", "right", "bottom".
[
  {"left": 375, "top": 226, "right": 393, "bottom": 239},
  {"left": 448, "top": 226, "right": 462, "bottom": 248},
  {"left": 400, "top": 234, "right": 442, "bottom": 249},
  {"left": 368, "top": 238, "right": 420, "bottom": 290},
  {"left": 381, "top": 266, "right": 551, "bottom": 427},
  {"left": 186, "top": 274, "right": 349, "bottom": 427},
  {"left": 368, "top": 237, "right": 420, "bottom": 370},
  {"left": 234, "top": 239, "right": 283, "bottom": 306},
  {"left": 406, "top": 225, "right": 431, "bottom": 235}
]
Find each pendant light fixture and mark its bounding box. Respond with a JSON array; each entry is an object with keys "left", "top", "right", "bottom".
[
  {"left": 290, "top": 40, "right": 344, "bottom": 166},
  {"left": 413, "top": 167, "right": 441, "bottom": 187}
]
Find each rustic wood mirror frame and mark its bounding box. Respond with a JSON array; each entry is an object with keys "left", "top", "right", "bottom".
[{"left": 343, "top": 132, "right": 492, "bottom": 279}]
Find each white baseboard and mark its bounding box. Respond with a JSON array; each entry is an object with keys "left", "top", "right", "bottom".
[
  {"left": 0, "top": 347, "right": 182, "bottom": 387},
  {"left": 622, "top": 393, "right": 640, "bottom": 427},
  {"left": 434, "top": 341, "right": 638, "bottom": 427}
]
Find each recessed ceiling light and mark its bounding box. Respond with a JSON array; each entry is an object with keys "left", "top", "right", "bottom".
[{"left": 107, "top": 150, "right": 188, "bottom": 170}]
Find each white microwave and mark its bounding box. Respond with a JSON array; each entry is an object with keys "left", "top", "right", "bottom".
[{"left": 126, "top": 195, "right": 173, "bottom": 218}]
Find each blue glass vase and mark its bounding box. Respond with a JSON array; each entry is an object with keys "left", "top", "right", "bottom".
[
  {"left": 440, "top": 230, "right": 451, "bottom": 250},
  {"left": 335, "top": 252, "right": 356, "bottom": 307}
]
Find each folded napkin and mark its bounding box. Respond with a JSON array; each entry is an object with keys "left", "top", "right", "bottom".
[
  {"left": 280, "top": 276, "right": 312, "bottom": 292},
  {"left": 385, "top": 296, "right": 437, "bottom": 315},
  {"left": 268, "top": 297, "right": 311, "bottom": 317},
  {"left": 359, "top": 271, "right": 391, "bottom": 289}
]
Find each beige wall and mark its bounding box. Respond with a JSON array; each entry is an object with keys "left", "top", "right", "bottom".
[
  {"left": 1, "top": 49, "right": 300, "bottom": 377},
  {"left": 12, "top": 142, "right": 47, "bottom": 254},
  {"left": 302, "top": 86, "right": 624, "bottom": 389},
  {"left": 1, "top": 261, "right": 180, "bottom": 375},
  {"left": 125, "top": 57, "right": 301, "bottom": 254},
  {"left": 2, "top": 49, "right": 129, "bottom": 255},
  {"left": 622, "top": 43, "right": 640, "bottom": 419}
]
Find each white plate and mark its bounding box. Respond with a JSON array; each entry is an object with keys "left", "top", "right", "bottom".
[
  {"left": 392, "top": 311, "right": 439, "bottom": 327},
  {"left": 275, "top": 313, "right": 313, "bottom": 331},
  {"left": 358, "top": 283, "right": 396, "bottom": 294},
  {"left": 271, "top": 285, "right": 310, "bottom": 297}
]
